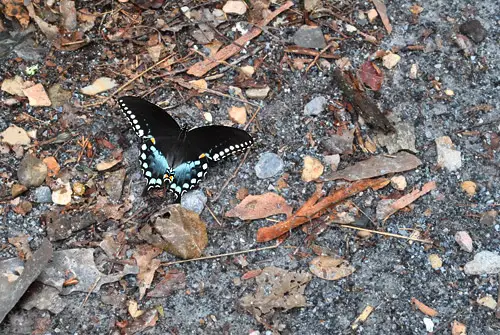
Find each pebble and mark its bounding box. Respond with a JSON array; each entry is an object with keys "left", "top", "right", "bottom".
[
  {"left": 34, "top": 186, "right": 52, "bottom": 203},
  {"left": 17, "top": 153, "right": 48, "bottom": 188},
  {"left": 322, "top": 129, "right": 354, "bottom": 155},
  {"left": 52, "top": 181, "right": 73, "bottom": 205},
  {"left": 459, "top": 19, "right": 487, "bottom": 43},
  {"left": 293, "top": 25, "right": 326, "bottom": 49},
  {"left": 324, "top": 154, "right": 340, "bottom": 171},
  {"left": 228, "top": 106, "right": 247, "bottom": 124},
  {"left": 435, "top": 136, "right": 462, "bottom": 172},
  {"left": 423, "top": 318, "right": 434, "bottom": 332},
  {"left": 390, "top": 176, "right": 407, "bottom": 191},
  {"left": 246, "top": 86, "right": 270, "bottom": 99},
  {"left": 480, "top": 210, "right": 497, "bottom": 226},
  {"left": 255, "top": 152, "right": 284, "bottom": 179},
  {"left": 428, "top": 254, "right": 442, "bottom": 269},
  {"left": 477, "top": 295, "right": 497, "bottom": 310},
  {"left": 181, "top": 189, "right": 207, "bottom": 214},
  {"left": 11, "top": 184, "right": 27, "bottom": 198},
  {"left": 464, "top": 251, "right": 500, "bottom": 275},
  {"left": 304, "top": 96, "right": 327, "bottom": 116},
  {"left": 22, "top": 83, "right": 52, "bottom": 107},
  {"left": 104, "top": 169, "right": 126, "bottom": 202},
  {"left": 454, "top": 231, "right": 473, "bottom": 252}
]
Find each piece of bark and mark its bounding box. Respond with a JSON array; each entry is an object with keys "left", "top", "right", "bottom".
[
  {"left": 332, "top": 68, "right": 395, "bottom": 134},
  {"left": 187, "top": 1, "right": 293, "bottom": 77}
]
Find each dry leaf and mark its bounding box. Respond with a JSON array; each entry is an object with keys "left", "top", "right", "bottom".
[
  {"left": 128, "top": 300, "right": 144, "bottom": 318},
  {"left": 3, "top": 0, "right": 30, "bottom": 28},
  {"left": 0, "top": 125, "right": 31, "bottom": 146},
  {"left": 133, "top": 244, "right": 162, "bottom": 300},
  {"left": 148, "top": 44, "right": 164, "bottom": 62},
  {"left": 81, "top": 77, "right": 117, "bottom": 95},
  {"left": 96, "top": 158, "right": 121, "bottom": 171},
  {"left": 358, "top": 61, "right": 384, "bottom": 91},
  {"left": 26, "top": 3, "right": 60, "bottom": 41},
  {"left": 428, "top": 254, "right": 442, "bottom": 269},
  {"left": 1, "top": 76, "right": 26, "bottom": 96},
  {"left": 477, "top": 295, "right": 497, "bottom": 310},
  {"left": 409, "top": 4, "right": 424, "bottom": 15},
  {"left": 380, "top": 181, "right": 436, "bottom": 221},
  {"left": 451, "top": 321, "right": 466, "bottom": 335},
  {"left": 411, "top": 297, "right": 438, "bottom": 317},
  {"left": 461, "top": 181, "right": 476, "bottom": 196},
  {"left": 225, "top": 193, "right": 293, "bottom": 220},
  {"left": 301, "top": 156, "right": 324, "bottom": 182},
  {"left": 51, "top": 180, "right": 73, "bottom": 205},
  {"left": 147, "top": 270, "right": 186, "bottom": 298},
  {"left": 309, "top": 256, "right": 355, "bottom": 280},
  {"left": 22, "top": 84, "right": 52, "bottom": 107},
  {"left": 372, "top": 0, "right": 392, "bottom": 33},
  {"left": 42, "top": 157, "right": 60, "bottom": 177},
  {"left": 228, "top": 106, "right": 247, "bottom": 124},
  {"left": 189, "top": 79, "right": 208, "bottom": 92}
]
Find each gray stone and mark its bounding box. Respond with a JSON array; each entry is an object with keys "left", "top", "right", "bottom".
[
  {"left": 293, "top": 25, "right": 326, "bottom": 49},
  {"left": 435, "top": 136, "right": 462, "bottom": 171},
  {"left": 464, "top": 251, "right": 500, "bottom": 275},
  {"left": 246, "top": 86, "right": 270, "bottom": 99},
  {"left": 459, "top": 19, "right": 487, "bottom": 43},
  {"left": 375, "top": 115, "right": 417, "bottom": 154},
  {"left": 34, "top": 186, "right": 52, "bottom": 203},
  {"left": 322, "top": 129, "right": 354, "bottom": 155},
  {"left": 255, "top": 152, "right": 284, "bottom": 179},
  {"left": 304, "top": 96, "right": 327, "bottom": 116},
  {"left": 17, "top": 154, "right": 48, "bottom": 188},
  {"left": 181, "top": 189, "right": 207, "bottom": 214}
]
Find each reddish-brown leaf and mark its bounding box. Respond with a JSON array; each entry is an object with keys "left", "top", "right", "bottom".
[{"left": 358, "top": 61, "right": 384, "bottom": 91}]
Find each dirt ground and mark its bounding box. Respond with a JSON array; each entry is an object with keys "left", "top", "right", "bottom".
[{"left": 0, "top": 0, "right": 499, "bottom": 334}]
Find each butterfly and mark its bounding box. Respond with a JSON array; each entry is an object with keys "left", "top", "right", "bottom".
[{"left": 117, "top": 96, "right": 254, "bottom": 199}]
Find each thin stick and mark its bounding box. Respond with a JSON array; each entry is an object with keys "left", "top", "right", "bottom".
[
  {"left": 161, "top": 243, "right": 279, "bottom": 266},
  {"left": 82, "top": 53, "right": 177, "bottom": 108},
  {"left": 339, "top": 224, "right": 433, "bottom": 244},
  {"left": 81, "top": 276, "right": 101, "bottom": 307},
  {"left": 244, "top": 106, "right": 262, "bottom": 131},
  {"left": 305, "top": 41, "right": 335, "bottom": 73},
  {"left": 205, "top": 204, "right": 222, "bottom": 226},
  {"left": 212, "top": 148, "right": 251, "bottom": 202}
]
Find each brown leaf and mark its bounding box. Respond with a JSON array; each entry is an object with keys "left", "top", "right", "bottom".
[
  {"left": 309, "top": 256, "right": 355, "bottom": 280},
  {"left": 225, "top": 192, "right": 293, "bottom": 220},
  {"left": 323, "top": 152, "right": 422, "bottom": 181},
  {"left": 411, "top": 297, "right": 438, "bottom": 317},
  {"left": 3, "top": 0, "right": 30, "bottom": 28},
  {"left": 133, "top": 245, "right": 162, "bottom": 300},
  {"left": 147, "top": 270, "right": 186, "bottom": 298},
  {"left": 380, "top": 181, "right": 436, "bottom": 221},
  {"left": 140, "top": 205, "right": 208, "bottom": 259},
  {"left": 358, "top": 61, "right": 384, "bottom": 91},
  {"left": 372, "top": 0, "right": 392, "bottom": 34},
  {"left": 42, "top": 157, "right": 60, "bottom": 177}
]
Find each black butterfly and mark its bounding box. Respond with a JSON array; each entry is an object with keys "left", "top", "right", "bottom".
[{"left": 117, "top": 96, "right": 254, "bottom": 199}]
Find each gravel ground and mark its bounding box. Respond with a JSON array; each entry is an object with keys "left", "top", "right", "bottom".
[{"left": 0, "top": 0, "right": 499, "bottom": 334}]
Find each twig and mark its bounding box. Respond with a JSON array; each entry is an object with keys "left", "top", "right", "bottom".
[
  {"left": 161, "top": 243, "right": 280, "bottom": 266},
  {"left": 82, "top": 53, "right": 178, "bottom": 108},
  {"left": 339, "top": 224, "right": 433, "bottom": 244},
  {"left": 244, "top": 106, "right": 262, "bottom": 131},
  {"left": 212, "top": 148, "right": 251, "bottom": 202},
  {"left": 205, "top": 204, "right": 222, "bottom": 226},
  {"left": 81, "top": 276, "right": 101, "bottom": 307}
]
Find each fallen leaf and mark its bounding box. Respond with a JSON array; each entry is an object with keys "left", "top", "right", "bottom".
[
  {"left": 225, "top": 192, "right": 293, "bottom": 220},
  {"left": 81, "top": 77, "right": 117, "bottom": 95},
  {"left": 366, "top": 9, "right": 378, "bottom": 23},
  {"left": 477, "top": 295, "right": 497, "bottom": 310},
  {"left": 42, "top": 157, "right": 60, "bottom": 177},
  {"left": 461, "top": 181, "right": 476, "bottom": 196},
  {"left": 409, "top": 4, "right": 424, "bottom": 15},
  {"left": 372, "top": 0, "right": 392, "bottom": 33},
  {"left": 1, "top": 76, "right": 26, "bottom": 96},
  {"left": 139, "top": 205, "right": 207, "bottom": 259},
  {"left": 228, "top": 106, "right": 247, "bottom": 124},
  {"left": 3, "top": 0, "right": 30, "bottom": 28},
  {"left": 60, "top": 0, "right": 77, "bottom": 31},
  {"left": 189, "top": 79, "right": 208, "bottom": 92},
  {"left": 147, "top": 270, "right": 186, "bottom": 298},
  {"left": 309, "top": 256, "right": 355, "bottom": 280},
  {"left": 22, "top": 84, "right": 52, "bottom": 107},
  {"left": 358, "top": 61, "right": 384, "bottom": 91},
  {"left": 239, "top": 267, "right": 312, "bottom": 323},
  {"left": 148, "top": 44, "right": 163, "bottom": 62},
  {"left": 411, "top": 297, "right": 438, "bottom": 317},
  {"left": 379, "top": 181, "right": 436, "bottom": 221},
  {"left": 241, "top": 269, "right": 263, "bottom": 280},
  {"left": 128, "top": 300, "right": 144, "bottom": 318},
  {"left": 323, "top": 152, "right": 422, "bottom": 181},
  {"left": 26, "top": 3, "right": 60, "bottom": 41},
  {"left": 95, "top": 158, "right": 121, "bottom": 171},
  {"left": 223, "top": 0, "right": 247, "bottom": 15},
  {"left": 302, "top": 156, "right": 324, "bottom": 182},
  {"left": 0, "top": 125, "right": 31, "bottom": 146},
  {"left": 382, "top": 53, "right": 401, "bottom": 69},
  {"left": 121, "top": 309, "right": 158, "bottom": 334},
  {"left": 133, "top": 244, "right": 162, "bottom": 300}
]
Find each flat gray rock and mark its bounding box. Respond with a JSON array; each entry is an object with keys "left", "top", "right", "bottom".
[
  {"left": 293, "top": 25, "right": 326, "bottom": 49},
  {"left": 464, "top": 251, "right": 500, "bottom": 275},
  {"left": 255, "top": 152, "right": 284, "bottom": 179}
]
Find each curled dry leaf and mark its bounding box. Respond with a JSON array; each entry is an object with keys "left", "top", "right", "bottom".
[
  {"left": 133, "top": 244, "right": 162, "bottom": 300},
  {"left": 42, "top": 157, "right": 60, "bottom": 177},
  {"left": 225, "top": 192, "right": 293, "bottom": 220},
  {"left": 140, "top": 204, "right": 207, "bottom": 259},
  {"left": 309, "top": 256, "right": 355, "bottom": 280},
  {"left": 128, "top": 300, "right": 144, "bottom": 318},
  {"left": 147, "top": 270, "right": 186, "bottom": 298},
  {"left": 96, "top": 158, "right": 121, "bottom": 171},
  {"left": 1, "top": 75, "right": 26, "bottom": 96},
  {"left": 358, "top": 61, "right": 384, "bottom": 91},
  {"left": 381, "top": 181, "right": 436, "bottom": 221},
  {"left": 301, "top": 156, "right": 324, "bottom": 182},
  {"left": 0, "top": 125, "right": 31, "bottom": 146}
]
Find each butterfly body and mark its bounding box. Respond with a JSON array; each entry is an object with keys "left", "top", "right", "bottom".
[{"left": 117, "top": 96, "right": 253, "bottom": 199}]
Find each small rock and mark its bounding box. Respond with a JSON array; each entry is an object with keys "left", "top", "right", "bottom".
[
  {"left": 451, "top": 321, "right": 466, "bottom": 335},
  {"left": 324, "top": 154, "right": 340, "bottom": 171},
  {"left": 34, "top": 186, "right": 52, "bottom": 203},
  {"left": 81, "top": 77, "right": 117, "bottom": 96},
  {"left": 464, "top": 251, "right": 500, "bottom": 275},
  {"left": 246, "top": 86, "right": 270, "bottom": 99},
  {"left": 1, "top": 75, "right": 26, "bottom": 96},
  {"left": 345, "top": 24, "right": 357, "bottom": 33},
  {"left": 304, "top": 96, "right": 327, "bottom": 116},
  {"left": 104, "top": 169, "right": 126, "bottom": 202},
  {"left": 480, "top": 210, "right": 497, "bottom": 226},
  {"left": 255, "top": 152, "right": 284, "bottom": 179},
  {"left": 0, "top": 143, "right": 10, "bottom": 154},
  {"left": 435, "top": 136, "right": 462, "bottom": 171},
  {"left": 301, "top": 156, "right": 324, "bottom": 182},
  {"left": 459, "top": 19, "right": 487, "bottom": 43},
  {"left": 390, "top": 176, "right": 407, "bottom": 190},
  {"left": 0, "top": 124, "right": 31, "bottom": 146},
  {"left": 48, "top": 83, "right": 72, "bottom": 108},
  {"left": 375, "top": 115, "right": 417, "bottom": 154},
  {"left": 293, "top": 25, "right": 326, "bottom": 49},
  {"left": 52, "top": 180, "right": 72, "bottom": 205},
  {"left": 460, "top": 181, "right": 476, "bottom": 197},
  {"left": 477, "top": 295, "right": 497, "bottom": 310},
  {"left": 72, "top": 182, "right": 86, "bottom": 196},
  {"left": 382, "top": 53, "right": 401, "bottom": 69},
  {"left": 428, "top": 254, "right": 442, "bottom": 269},
  {"left": 22, "top": 83, "right": 52, "bottom": 107},
  {"left": 11, "top": 184, "right": 28, "bottom": 198},
  {"left": 423, "top": 318, "right": 434, "bottom": 332},
  {"left": 322, "top": 129, "right": 354, "bottom": 155},
  {"left": 304, "top": 0, "right": 321, "bottom": 11},
  {"left": 366, "top": 9, "right": 378, "bottom": 23},
  {"left": 454, "top": 231, "right": 473, "bottom": 252},
  {"left": 409, "top": 63, "right": 418, "bottom": 79},
  {"left": 222, "top": 0, "right": 247, "bottom": 15},
  {"left": 17, "top": 154, "right": 48, "bottom": 188},
  {"left": 181, "top": 189, "right": 207, "bottom": 214},
  {"left": 228, "top": 106, "right": 247, "bottom": 124}
]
